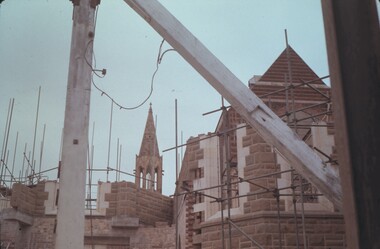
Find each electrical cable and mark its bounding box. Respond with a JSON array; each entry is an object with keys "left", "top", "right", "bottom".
[
  {"left": 84, "top": 6, "right": 178, "bottom": 110},
  {"left": 90, "top": 39, "right": 176, "bottom": 110}
]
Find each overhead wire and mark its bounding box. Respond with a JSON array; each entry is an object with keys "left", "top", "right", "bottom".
[
  {"left": 84, "top": 6, "right": 176, "bottom": 111},
  {"left": 91, "top": 39, "right": 176, "bottom": 110}
]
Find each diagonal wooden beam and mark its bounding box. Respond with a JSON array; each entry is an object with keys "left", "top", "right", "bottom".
[{"left": 124, "top": 0, "right": 342, "bottom": 209}]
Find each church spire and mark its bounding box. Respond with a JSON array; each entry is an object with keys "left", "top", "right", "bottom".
[
  {"left": 138, "top": 103, "right": 160, "bottom": 157},
  {"left": 135, "top": 104, "right": 163, "bottom": 193}
]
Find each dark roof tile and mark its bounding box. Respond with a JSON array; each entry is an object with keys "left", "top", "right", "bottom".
[{"left": 259, "top": 46, "right": 324, "bottom": 84}]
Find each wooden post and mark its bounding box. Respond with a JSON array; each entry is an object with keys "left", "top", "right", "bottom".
[
  {"left": 55, "top": 0, "right": 98, "bottom": 248},
  {"left": 321, "top": 1, "right": 380, "bottom": 248},
  {"left": 124, "top": 0, "right": 342, "bottom": 209}
]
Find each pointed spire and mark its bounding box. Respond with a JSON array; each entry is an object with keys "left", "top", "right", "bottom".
[
  {"left": 135, "top": 104, "right": 163, "bottom": 193},
  {"left": 139, "top": 104, "right": 159, "bottom": 157},
  {"left": 259, "top": 45, "right": 324, "bottom": 84}
]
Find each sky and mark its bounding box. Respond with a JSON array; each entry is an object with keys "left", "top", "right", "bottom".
[{"left": 0, "top": 0, "right": 332, "bottom": 196}]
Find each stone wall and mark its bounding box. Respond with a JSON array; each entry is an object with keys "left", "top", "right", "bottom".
[
  {"left": 130, "top": 222, "right": 175, "bottom": 249},
  {"left": 28, "top": 217, "right": 56, "bottom": 249},
  {"left": 84, "top": 217, "right": 175, "bottom": 249},
  {"left": 104, "top": 181, "right": 173, "bottom": 226},
  {"left": 181, "top": 121, "right": 345, "bottom": 248},
  {"left": 0, "top": 216, "right": 55, "bottom": 249},
  {"left": 0, "top": 219, "right": 18, "bottom": 248},
  {"left": 0, "top": 196, "right": 11, "bottom": 212},
  {"left": 176, "top": 136, "right": 203, "bottom": 249},
  {"left": 197, "top": 212, "right": 345, "bottom": 249},
  {"left": 10, "top": 182, "right": 48, "bottom": 216},
  {"left": 0, "top": 215, "right": 175, "bottom": 249},
  {"left": 242, "top": 126, "right": 285, "bottom": 214},
  {"left": 1, "top": 180, "right": 174, "bottom": 249},
  {"left": 1, "top": 184, "right": 48, "bottom": 249}
]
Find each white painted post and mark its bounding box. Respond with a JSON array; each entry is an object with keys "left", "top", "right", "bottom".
[
  {"left": 55, "top": 0, "right": 96, "bottom": 248},
  {"left": 124, "top": 0, "right": 342, "bottom": 209}
]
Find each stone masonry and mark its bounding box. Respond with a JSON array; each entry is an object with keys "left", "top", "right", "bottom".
[
  {"left": 242, "top": 126, "right": 285, "bottom": 214},
  {"left": 176, "top": 136, "right": 205, "bottom": 249},
  {"left": 176, "top": 46, "right": 346, "bottom": 248},
  {"left": 10, "top": 182, "right": 49, "bottom": 216},
  {"left": 104, "top": 181, "right": 173, "bottom": 226},
  {"left": 190, "top": 126, "right": 346, "bottom": 249},
  {"left": 197, "top": 213, "right": 345, "bottom": 249},
  {"left": 1, "top": 180, "right": 175, "bottom": 249},
  {"left": 84, "top": 217, "right": 175, "bottom": 249}
]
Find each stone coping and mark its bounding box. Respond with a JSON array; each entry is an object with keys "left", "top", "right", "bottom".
[{"left": 0, "top": 208, "right": 34, "bottom": 225}]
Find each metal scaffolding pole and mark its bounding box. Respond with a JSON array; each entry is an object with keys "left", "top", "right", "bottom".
[
  {"left": 124, "top": 0, "right": 342, "bottom": 209},
  {"left": 222, "top": 104, "right": 233, "bottom": 249},
  {"left": 0, "top": 98, "right": 14, "bottom": 187},
  {"left": 175, "top": 99, "right": 179, "bottom": 249}
]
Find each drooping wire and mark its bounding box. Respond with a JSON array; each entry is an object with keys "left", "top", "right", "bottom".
[
  {"left": 83, "top": 5, "right": 177, "bottom": 110},
  {"left": 87, "top": 32, "right": 176, "bottom": 110},
  {"left": 85, "top": 39, "right": 105, "bottom": 79}
]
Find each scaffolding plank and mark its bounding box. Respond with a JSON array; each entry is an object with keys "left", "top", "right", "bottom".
[{"left": 124, "top": 0, "right": 342, "bottom": 209}]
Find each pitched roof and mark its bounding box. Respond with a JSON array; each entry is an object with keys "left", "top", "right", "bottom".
[
  {"left": 139, "top": 104, "right": 160, "bottom": 157},
  {"left": 259, "top": 46, "right": 324, "bottom": 84}
]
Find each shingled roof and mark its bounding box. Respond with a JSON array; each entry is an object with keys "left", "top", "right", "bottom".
[{"left": 259, "top": 46, "right": 324, "bottom": 84}]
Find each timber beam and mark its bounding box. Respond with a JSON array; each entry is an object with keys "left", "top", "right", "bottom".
[{"left": 124, "top": 0, "right": 342, "bottom": 209}]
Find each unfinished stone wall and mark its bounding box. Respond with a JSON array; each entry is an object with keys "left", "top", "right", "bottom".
[
  {"left": 10, "top": 182, "right": 49, "bottom": 216},
  {"left": 242, "top": 126, "right": 285, "bottom": 214},
  {"left": 185, "top": 124, "right": 345, "bottom": 249},
  {"left": 1, "top": 215, "right": 175, "bottom": 249},
  {"left": 0, "top": 219, "right": 18, "bottom": 248},
  {"left": 84, "top": 217, "right": 175, "bottom": 249},
  {"left": 197, "top": 212, "right": 345, "bottom": 249},
  {"left": 27, "top": 217, "right": 56, "bottom": 249},
  {"left": 104, "top": 181, "right": 173, "bottom": 225},
  {"left": 0, "top": 196, "right": 11, "bottom": 212},
  {"left": 84, "top": 217, "right": 131, "bottom": 247},
  {"left": 0, "top": 216, "right": 55, "bottom": 249},
  {"left": 176, "top": 136, "right": 204, "bottom": 249},
  {"left": 130, "top": 222, "right": 175, "bottom": 249}
]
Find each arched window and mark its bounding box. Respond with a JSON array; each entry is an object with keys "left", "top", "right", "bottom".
[
  {"left": 146, "top": 173, "right": 151, "bottom": 190},
  {"left": 139, "top": 170, "right": 143, "bottom": 188},
  {"left": 154, "top": 168, "right": 158, "bottom": 191}
]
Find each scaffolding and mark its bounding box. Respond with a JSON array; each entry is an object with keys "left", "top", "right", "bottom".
[
  {"left": 0, "top": 71, "right": 336, "bottom": 249},
  {"left": 0, "top": 33, "right": 337, "bottom": 249},
  {"left": 169, "top": 37, "right": 337, "bottom": 249}
]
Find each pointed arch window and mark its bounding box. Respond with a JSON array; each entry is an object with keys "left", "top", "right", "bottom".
[
  {"left": 139, "top": 168, "right": 144, "bottom": 188},
  {"left": 146, "top": 173, "right": 152, "bottom": 190},
  {"left": 154, "top": 168, "right": 158, "bottom": 191}
]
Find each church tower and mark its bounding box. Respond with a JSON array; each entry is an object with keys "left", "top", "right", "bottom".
[{"left": 135, "top": 104, "right": 163, "bottom": 193}]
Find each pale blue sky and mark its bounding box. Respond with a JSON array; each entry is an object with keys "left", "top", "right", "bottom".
[{"left": 0, "top": 0, "right": 330, "bottom": 195}]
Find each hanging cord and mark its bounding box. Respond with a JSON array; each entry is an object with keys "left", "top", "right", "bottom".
[{"left": 86, "top": 35, "right": 176, "bottom": 110}]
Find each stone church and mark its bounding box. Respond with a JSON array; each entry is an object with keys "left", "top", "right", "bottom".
[
  {"left": 175, "top": 45, "right": 346, "bottom": 249},
  {"left": 0, "top": 46, "right": 346, "bottom": 249}
]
